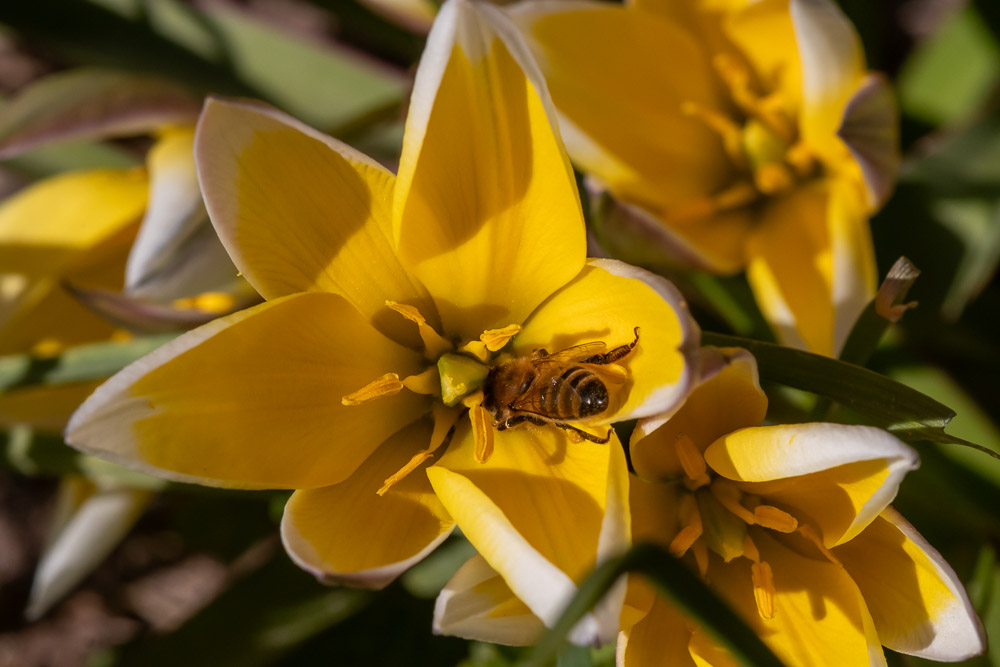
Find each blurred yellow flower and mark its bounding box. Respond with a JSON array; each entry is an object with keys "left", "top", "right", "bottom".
[
  {"left": 513, "top": 0, "right": 899, "bottom": 356},
  {"left": 66, "top": 0, "right": 698, "bottom": 645}
]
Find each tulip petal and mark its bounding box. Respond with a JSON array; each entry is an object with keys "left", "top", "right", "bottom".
[
  {"left": 0, "top": 381, "right": 102, "bottom": 433},
  {"left": 0, "top": 168, "right": 147, "bottom": 279},
  {"left": 704, "top": 423, "right": 918, "bottom": 547},
  {"left": 66, "top": 292, "right": 431, "bottom": 490},
  {"left": 722, "top": 0, "right": 802, "bottom": 106},
  {"left": 433, "top": 553, "right": 546, "bottom": 645},
  {"left": 427, "top": 421, "right": 630, "bottom": 645},
  {"left": 790, "top": 0, "right": 866, "bottom": 162},
  {"left": 26, "top": 486, "right": 150, "bottom": 620},
  {"left": 281, "top": 420, "right": 454, "bottom": 589},
  {"left": 838, "top": 74, "right": 900, "bottom": 210},
  {"left": 394, "top": 0, "right": 585, "bottom": 341},
  {"left": 126, "top": 127, "right": 236, "bottom": 301},
  {"left": 709, "top": 530, "right": 886, "bottom": 666},
  {"left": 834, "top": 508, "right": 986, "bottom": 661},
  {"left": 510, "top": 1, "right": 730, "bottom": 213},
  {"left": 747, "top": 180, "right": 875, "bottom": 356},
  {"left": 617, "top": 594, "right": 698, "bottom": 667},
  {"left": 632, "top": 347, "right": 766, "bottom": 482},
  {"left": 516, "top": 260, "right": 700, "bottom": 425},
  {"left": 195, "top": 98, "right": 434, "bottom": 344}
]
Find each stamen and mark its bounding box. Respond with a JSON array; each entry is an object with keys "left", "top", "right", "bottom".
[
  {"left": 378, "top": 403, "right": 460, "bottom": 495},
  {"left": 470, "top": 404, "right": 495, "bottom": 464},
  {"left": 480, "top": 324, "right": 522, "bottom": 352},
  {"left": 713, "top": 53, "right": 794, "bottom": 142},
  {"left": 173, "top": 292, "right": 236, "bottom": 313},
  {"left": 743, "top": 534, "right": 761, "bottom": 563},
  {"left": 753, "top": 163, "right": 795, "bottom": 195},
  {"left": 709, "top": 479, "right": 756, "bottom": 524},
  {"left": 751, "top": 561, "right": 776, "bottom": 620},
  {"left": 692, "top": 541, "right": 709, "bottom": 577},
  {"left": 669, "top": 495, "right": 703, "bottom": 557},
  {"left": 754, "top": 505, "right": 798, "bottom": 533},
  {"left": 459, "top": 340, "right": 490, "bottom": 362},
  {"left": 797, "top": 524, "right": 843, "bottom": 567},
  {"left": 402, "top": 367, "right": 441, "bottom": 396},
  {"left": 341, "top": 373, "right": 403, "bottom": 406},
  {"left": 386, "top": 301, "right": 452, "bottom": 358},
  {"left": 661, "top": 182, "right": 759, "bottom": 226},
  {"left": 674, "top": 434, "right": 707, "bottom": 481},
  {"left": 681, "top": 101, "right": 747, "bottom": 168},
  {"left": 785, "top": 142, "right": 816, "bottom": 177}
]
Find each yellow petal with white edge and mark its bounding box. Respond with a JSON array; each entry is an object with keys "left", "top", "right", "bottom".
[
  {"left": 617, "top": 594, "right": 698, "bottom": 667},
  {"left": 510, "top": 1, "right": 730, "bottom": 213},
  {"left": 721, "top": 0, "right": 802, "bottom": 107},
  {"left": 834, "top": 508, "right": 986, "bottom": 661},
  {"left": 195, "top": 97, "right": 434, "bottom": 345},
  {"left": 394, "top": 0, "right": 584, "bottom": 341},
  {"left": 704, "top": 423, "right": 918, "bottom": 547},
  {"left": 66, "top": 292, "right": 431, "bottom": 490},
  {"left": 709, "top": 529, "right": 886, "bottom": 667},
  {"left": 427, "top": 421, "right": 630, "bottom": 645},
  {"left": 126, "top": 127, "right": 236, "bottom": 301},
  {"left": 790, "top": 0, "right": 866, "bottom": 163},
  {"left": 281, "top": 420, "right": 454, "bottom": 589},
  {"left": 747, "top": 180, "right": 875, "bottom": 357},
  {"left": 26, "top": 486, "right": 150, "bottom": 620},
  {"left": 0, "top": 167, "right": 147, "bottom": 279},
  {"left": 433, "top": 553, "right": 546, "bottom": 645},
  {"left": 517, "top": 260, "right": 700, "bottom": 424},
  {"left": 838, "top": 74, "right": 900, "bottom": 210},
  {"left": 631, "top": 347, "right": 766, "bottom": 482}
]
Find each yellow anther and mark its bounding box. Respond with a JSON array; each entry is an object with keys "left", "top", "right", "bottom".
[
  {"left": 402, "top": 367, "right": 441, "bottom": 396},
  {"left": 341, "top": 373, "right": 403, "bottom": 406},
  {"left": 709, "top": 479, "right": 756, "bottom": 524},
  {"left": 31, "top": 338, "right": 65, "bottom": 359},
  {"left": 173, "top": 291, "right": 236, "bottom": 313},
  {"left": 386, "top": 301, "right": 452, "bottom": 359},
  {"left": 714, "top": 182, "right": 760, "bottom": 210},
  {"left": 743, "top": 534, "right": 761, "bottom": 563},
  {"left": 681, "top": 101, "right": 747, "bottom": 167},
  {"left": 480, "top": 324, "right": 522, "bottom": 352},
  {"left": 470, "top": 404, "right": 495, "bottom": 464},
  {"left": 713, "top": 53, "right": 795, "bottom": 143},
  {"left": 670, "top": 494, "right": 704, "bottom": 557},
  {"left": 751, "top": 560, "right": 776, "bottom": 620},
  {"left": 378, "top": 404, "right": 459, "bottom": 495},
  {"left": 754, "top": 163, "right": 795, "bottom": 195},
  {"left": 692, "top": 541, "right": 709, "bottom": 577},
  {"left": 674, "top": 434, "right": 706, "bottom": 481},
  {"left": 785, "top": 142, "right": 816, "bottom": 177},
  {"left": 798, "top": 524, "right": 843, "bottom": 567},
  {"left": 754, "top": 505, "right": 799, "bottom": 533},
  {"left": 109, "top": 329, "right": 134, "bottom": 343}
]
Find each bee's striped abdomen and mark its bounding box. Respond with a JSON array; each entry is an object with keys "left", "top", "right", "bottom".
[{"left": 531, "top": 366, "right": 609, "bottom": 419}]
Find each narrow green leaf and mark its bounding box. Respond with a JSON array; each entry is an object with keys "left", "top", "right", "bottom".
[
  {"left": 0, "top": 334, "right": 175, "bottom": 392},
  {"left": 701, "top": 333, "right": 1000, "bottom": 460},
  {"left": 522, "top": 543, "right": 784, "bottom": 667}
]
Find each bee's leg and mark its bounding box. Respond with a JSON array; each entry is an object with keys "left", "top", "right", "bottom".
[
  {"left": 502, "top": 414, "right": 548, "bottom": 430},
  {"left": 556, "top": 423, "right": 613, "bottom": 444},
  {"left": 583, "top": 327, "right": 640, "bottom": 365}
]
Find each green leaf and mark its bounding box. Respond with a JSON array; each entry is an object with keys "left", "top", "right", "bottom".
[
  {"left": 701, "top": 333, "right": 999, "bottom": 459},
  {"left": 898, "top": 5, "right": 1000, "bottom": 126},
  {"left": 522, "top": 543, "right": 784, "bottom": 667},
  {"left": 0, "top": 334, "right": 176, "bottom": 392},
  {"left": 197, "top": 5, "right": 409, "bottom": 134}
]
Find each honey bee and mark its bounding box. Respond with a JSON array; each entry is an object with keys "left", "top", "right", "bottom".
[{"left": 481, "top": 328, "right": 640, "bottom": 443}]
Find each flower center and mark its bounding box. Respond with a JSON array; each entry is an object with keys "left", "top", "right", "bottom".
[
  {"left": 667, "top": 432, "right": 839, "bottom": 621},
  {"left": 672, "top": 54, "right": 819, "bottom": 226}
]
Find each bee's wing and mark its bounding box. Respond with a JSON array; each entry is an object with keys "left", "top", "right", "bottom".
[
  {"left": 535, "top": 341, "right": 607, "bottom": 364},
  {"left": 581, "top": 362, "right": 629, "bottom": 385}
]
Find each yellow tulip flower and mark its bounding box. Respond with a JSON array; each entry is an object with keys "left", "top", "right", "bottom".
[
  {"left": 65, "top": 0, "right": 699, "bottom": 644},
  {"left": 621, "top": 348, "right": 984, "bottom": 665},
  {"left": 511, "top": 0, "right": 899, "bottom": 356},
  {"left": 434, "top": 348, "right": 985, "bottom": 661}
]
